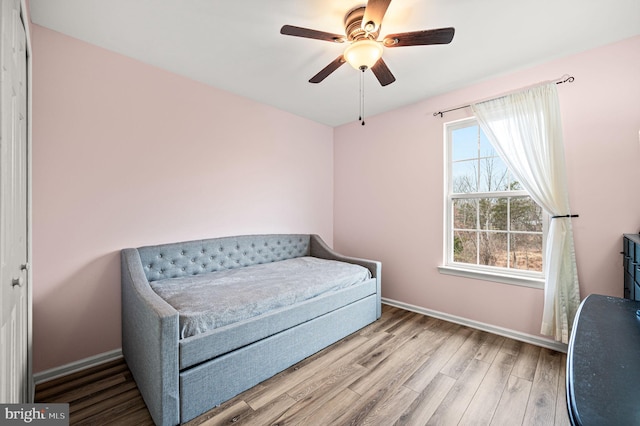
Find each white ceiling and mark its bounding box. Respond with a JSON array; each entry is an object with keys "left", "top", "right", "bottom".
[{"left": 29, "top": 0, "right": 640, "bottom": 127}]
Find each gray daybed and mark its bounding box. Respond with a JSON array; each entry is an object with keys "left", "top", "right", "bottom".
[{"left": 121, "top": 234, "right": 381, "bottom": 425}]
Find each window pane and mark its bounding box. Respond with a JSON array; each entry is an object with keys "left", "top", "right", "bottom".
[
  {"left": 478, "top": 156, "right": 510, "bottom": 192},
  {"left": 479, "top": 231, "right": 507, "bottom": 267},
  {"left": 453, "top": 198, "right": 477, "bottom": 229},
  {"left": 510, "top": 233, "right": 543, "bottom": 272},
  {"left": 479, "top": 130, "right": 495, "bottom": 157},
  {"left": 451, "top": 126, "right": 478, "bottom": 161},
  {"left": 508, "top": 178, "right": 523, "bottom": 191},
  {"left": 445, "top": 118, "right": 544, "bottom": 278},
  {"left": 478, "top": 198, "right": 508, "bottom": 231},
  {"left": 510, "top": 197, "right": 543, "bottom": 232},
  {"left": 452, "top": 160, "right": 477, "bottom": 193},
  {"left": 453, "top": 231, "right": 477, "bottom": 264}
]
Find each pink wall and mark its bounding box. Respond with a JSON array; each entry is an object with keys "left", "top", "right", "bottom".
[
  {"left": 32, "top": 22, "right": 640, "bottom": 372},
  {"left": 32, "top": 25, "right": 334, "bottom": 373},
  {"left": 334, "top": 36, "right": 640, "bottom": 340}
]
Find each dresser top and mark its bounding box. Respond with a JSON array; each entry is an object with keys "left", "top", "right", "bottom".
[
  {"left": 624, "top": 234, "right": 640, "bottom": 244},
  {"left": 567, "top": 294, "right": 640, "bottom": 425}
]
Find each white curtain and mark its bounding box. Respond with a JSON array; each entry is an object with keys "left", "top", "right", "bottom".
[{"left": 471, "top": 82, "right": 580, "bottom": 344}]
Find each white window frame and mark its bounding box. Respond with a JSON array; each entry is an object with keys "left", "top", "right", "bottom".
[{"left": 438, "top": 117, "right": 546, "bottom": 289}]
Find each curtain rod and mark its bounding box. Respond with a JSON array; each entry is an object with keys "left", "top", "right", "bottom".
[{"left": 433, "top": 75, "right": 575, "bottom": 118}]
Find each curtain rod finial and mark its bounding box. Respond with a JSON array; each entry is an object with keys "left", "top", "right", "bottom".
[{"left": 557, "top": 75, "right": 575, "bottom": 84}]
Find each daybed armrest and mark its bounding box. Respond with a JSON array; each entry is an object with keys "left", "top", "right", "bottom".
[
  {"left": 309, "top": 234, "right": 382, "bottom": 318},
  {"left": 121, "top": 248, "right": 180, "bottom": 426}
]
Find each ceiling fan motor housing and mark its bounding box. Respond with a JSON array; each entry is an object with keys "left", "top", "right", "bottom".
[{"left": 345, "top": 7, "right": 379, "bottom": 41}]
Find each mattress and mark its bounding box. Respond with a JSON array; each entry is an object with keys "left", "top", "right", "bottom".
[{"left": 150, "top": 256, "right": 371, "bottom": 338}]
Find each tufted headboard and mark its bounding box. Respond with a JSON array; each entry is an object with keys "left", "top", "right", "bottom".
[{"left": 136, "top": 234, "right": 311, "bottom": 283}]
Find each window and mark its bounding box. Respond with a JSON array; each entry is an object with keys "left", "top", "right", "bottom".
[{"left": 440, "top": 117, "right": 545, "bottom": 287}]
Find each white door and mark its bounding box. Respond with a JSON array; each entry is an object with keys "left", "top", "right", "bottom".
[{"left": 0, "top": 0, "right": 29, "bottom": 403}]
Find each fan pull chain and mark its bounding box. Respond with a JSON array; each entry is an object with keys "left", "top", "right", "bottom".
[{"left": 359, "top": 66, "right": 366, "bottom": 126}]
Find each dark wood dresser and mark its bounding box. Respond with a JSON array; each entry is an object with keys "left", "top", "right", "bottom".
[
  {"left": 623, "top": 233, "right": 640, "bottom": 300},
  {"left": 566, "top": 294, "right": 640, "bottom": 425}
]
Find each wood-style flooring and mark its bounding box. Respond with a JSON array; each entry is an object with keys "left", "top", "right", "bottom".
[{"left": 35, "top": 305, "right": 570, "bottom": 425}]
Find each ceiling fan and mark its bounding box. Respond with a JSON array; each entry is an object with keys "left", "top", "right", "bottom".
[{"left": 280, "top": 0, "right": 455, "bottom": 86}]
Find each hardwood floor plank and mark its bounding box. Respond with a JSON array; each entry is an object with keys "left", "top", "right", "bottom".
[
  {"left": 458, "top": 351, "right": 516, "bottom": 425},
  {"left": 35, "top": 361, "right": 129, "bottom": 401},
  {"left": 34, "top": 359, "right": 126, "bottom": 393},
  {"left": 403, "top": 326, "right": 473, "bottom": 392},
  {"left": 300, "top": 388, "right": 362, "bottom": 426},
  {"left": 356, "top": 314, "right": 442, "bottom": 372},
  {"left": 368, "top": 307, "right": 414, "bottom": 334},
  {"left": 71, "top": 387, "right": 142, "bottom": 423},
  {"left": 522, "top": 348, "right": 562, "bottom": 425},
  {"left": 101, "top": 406, "right": 154, "bottom": 426},
  {"left": 333, "top": 386, "right": 389, "bottom": 425},
  {"left": 275, "top": 366, "right": 367, "bottom": 424},
  {"left": 68, "top": 378, "right": 138, "bottom": 413},
  {"left": 474, "top": 333, "right": 507, "bottom": 363},
  {"left": 426, "top": 359, "right": 491, "bottom": 425},
  {"left": 490, "top": 375, "right": 533, "bottom": 426},
  {"left": 286, "top": 362, "right": 367, "bottom": 403},
  {"left": 186, "top": 401, "right": 252, "bottom": 426},
  {"left": 499, "top": 337, "right": 522, "bottom": 357},
  {"left": 244, "top": 331, "right": 379, "bottom": 410},
  {"left": 384, "top": 311, "right": 425, "bottom": 334},
  {"left": 512, "top": 343, "right": 542, "bottom": 381},
  {"left": 395, "top": 373, "right": 457, "bottom": 425},
  {"left": 234, "top": 393, "right": 296, "bottom": 426},
  {"left": 357, "top": 327, "right": 429, "bottom": 370},
  {"left": 424, "top": 316, "right": 463, "bottom": 335},
  {"left": 440, "top": 329, "right": 491, "bottom": 379},
  {"left": 554, "top": 354, "right": 571, "bottom": 426},
  {"left": 358, "top": 384, "right": 419, "bottom": 425},
  {"left": 33, "top": 305, "right": 570, "bottom": 426},
  {"left": 337, "top": 330, "right": 443, "bottom": 424},
  {"left": 349, "top": 329, "right": 436, "bottom": 396},
  {"left": 357, "top": 305, "right": 397, "bottom": 339},
  {"left": 56, "top": 372, "right": 132, "bottom": 406}
]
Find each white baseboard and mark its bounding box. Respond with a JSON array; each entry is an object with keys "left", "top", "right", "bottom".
[
  {"left": 382, "top": 298, "right": 568, "bottom": 353},
  {"left": 33, "top": 348, "right": 123, "bottom": 385}
]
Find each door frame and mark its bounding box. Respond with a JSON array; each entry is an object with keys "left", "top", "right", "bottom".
[{"left": 19, "top": 0, "right": 32, "bottom": 402}]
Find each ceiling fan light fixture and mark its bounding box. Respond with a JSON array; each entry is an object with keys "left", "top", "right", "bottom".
[
  {"left": 343, "top": 39, "right": 383, "bottom": 70},
  {"left": 364, "top": 21, "right": 376, "bottom": 33}
]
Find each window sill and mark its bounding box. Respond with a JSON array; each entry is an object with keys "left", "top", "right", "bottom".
[{"left": 438, "top": 265, "right": 544, "bottom": 289}]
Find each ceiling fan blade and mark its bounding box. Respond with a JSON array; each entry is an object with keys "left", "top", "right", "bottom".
[
  {"left": 371, "top": 58, "right": 396, "bottom": 86},
  {"left": 309, "top": 56, "right": 346, "bottom": 83},
  {"left": 383, "top": 27, "right": 455, "bottom": 47},
  {"left": 280, "top": 25, "right": 346, "bottom": 43},
  {"left": 362, "top": 0, "right": 392, "bottom": 32}
]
